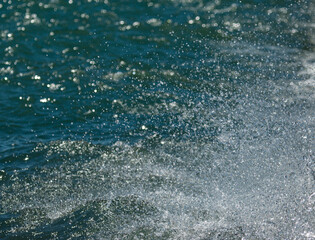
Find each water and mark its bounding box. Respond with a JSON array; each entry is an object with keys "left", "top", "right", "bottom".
[{"left": 0, "top": 0, "right": 314, "bottom": 239}]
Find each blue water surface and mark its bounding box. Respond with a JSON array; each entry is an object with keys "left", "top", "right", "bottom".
[{"left": 0, "top": 0, "right": 314, "bottom": 239}]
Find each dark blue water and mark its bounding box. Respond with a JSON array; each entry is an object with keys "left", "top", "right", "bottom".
[{"left": 0, "top": 0, "right": 314, "bottom": 239}]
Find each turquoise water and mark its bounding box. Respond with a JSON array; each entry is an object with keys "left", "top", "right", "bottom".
[{"left": 0, "top": 0, "right": 314, "bottom": 239}]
